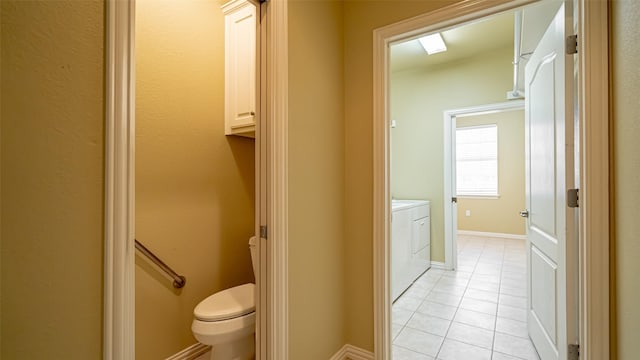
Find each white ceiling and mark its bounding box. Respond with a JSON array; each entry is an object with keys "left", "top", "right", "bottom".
[
  {"left": 390, "top": 2, "right": 562, "bottom": 93},
  {"left": 390, "top": 11, "right": 515, "bottom": 73}
]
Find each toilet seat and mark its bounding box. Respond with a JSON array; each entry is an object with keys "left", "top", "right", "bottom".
[{"left": 194, "top": 283, "right": 255, "bottom": 322}]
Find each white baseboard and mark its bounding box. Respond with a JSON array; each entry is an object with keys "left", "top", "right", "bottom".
[
  {"left": 430, "top": 261, "right": 446, "bottom": 270},
  {"left": 457, "top": 230, "right": 525, "bottom": 240},
  {"left": 165, "top": 343, "right": 211, "bottom": 360},
  {"left": 329, "top": 344, "right": 374, "bottom": 360}
]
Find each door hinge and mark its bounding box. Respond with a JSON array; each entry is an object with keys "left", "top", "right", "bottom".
[
  {"left": 568, "top": 344, "right": 580, "bottom": 360},
  {"left": 452, "top": 197, "right": 457, "bottom": 204},
  {"left": 260, "top": 225, "right": 268, "bottom": 239},
  {"left": 566, "top": 35, "right": 578, "bottom": 54},
  {"left": 568, "top": 189, "right": 579, "bottom": 208}
]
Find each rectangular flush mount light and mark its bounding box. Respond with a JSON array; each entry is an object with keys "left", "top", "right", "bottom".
[{"left": 418, "top": 33, "right": 447, "bottom": 55}]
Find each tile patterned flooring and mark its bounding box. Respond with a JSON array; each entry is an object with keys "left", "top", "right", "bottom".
[{"left": 392, "top": 235, "right": 540, "bottom": 360}]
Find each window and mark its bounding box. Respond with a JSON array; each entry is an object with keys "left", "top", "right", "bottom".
[{"left": 456, "top": 124, "right": 498, "bottom": 196}]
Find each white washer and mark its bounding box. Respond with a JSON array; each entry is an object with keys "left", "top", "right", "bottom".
[{"left": 391, "top": 200, "right": 431, "bottom": 301}]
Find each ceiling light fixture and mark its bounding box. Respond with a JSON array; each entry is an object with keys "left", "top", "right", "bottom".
[{"left": 418, "top": 33, "right": 447, "bottom": 55}]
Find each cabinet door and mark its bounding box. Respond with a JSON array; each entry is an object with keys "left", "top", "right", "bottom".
[
  {"left": 225, "top": 2, "right": 257, "bottom": 135},
  {"left": 412, "top": 217, "right": 429, "bottom": 254}
]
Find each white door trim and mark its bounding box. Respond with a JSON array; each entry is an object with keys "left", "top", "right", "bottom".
[
  {"left": 443, "top": 100, "right": 525, "bottom": 271},
  {"left": 263, "top": 0, "right": 289, "bottom": 359},
  {"left": 372, "top": 0, "right": 609, "bottom": 359},
  {"left": 577, "top": 0, "right": 610, "bottom": 358},
  {"left": 103, "top": 0, "right": 289, "bottom": 358},
  {"left": 104, "top": 0, "right": 136, "bottom": 358}
]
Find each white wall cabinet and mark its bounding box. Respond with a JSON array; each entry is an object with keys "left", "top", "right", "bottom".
[
  {"left": 222, "top": 0, "right": 258, "bottom": 137},
  {"left": 392, "top": 200, "right": 431, "bottom": 301}
]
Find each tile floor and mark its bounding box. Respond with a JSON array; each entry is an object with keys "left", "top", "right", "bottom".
[{"left": 392, "top": 234, "right": 539, "bottom": 360}]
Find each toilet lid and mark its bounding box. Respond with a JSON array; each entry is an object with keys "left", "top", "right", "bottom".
[{"left": 194, "top": 283, "right": 255, "bottom": 321}]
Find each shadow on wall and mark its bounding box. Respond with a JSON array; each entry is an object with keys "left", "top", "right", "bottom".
[
  {"left": 226, "top": 135, "right": 257, "bottom": 223},
  {"left": 217, "top": 135, "right": 256, "bottom": 286}
]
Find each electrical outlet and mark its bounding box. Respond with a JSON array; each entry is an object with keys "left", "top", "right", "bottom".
[{"left": 465, "top": 210, "right": 471, "bottom": 217}]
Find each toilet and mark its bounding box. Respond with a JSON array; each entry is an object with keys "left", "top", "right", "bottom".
[{"left": 192, "top": 237, "right": 258, "bottom": 360}]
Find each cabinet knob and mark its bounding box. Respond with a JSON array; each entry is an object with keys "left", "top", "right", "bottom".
[
  {"left": 420, "top": 221, "right": 425, "bottom": 226},
  {"left": 250, "top": 111, "right": 255, "bottom": 116}
]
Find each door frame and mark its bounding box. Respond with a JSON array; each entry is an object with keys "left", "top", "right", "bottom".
[
  {"left": 443, "top": 100, "right": 525, "bottom": 271},
  {"left": 103, "top": 0, "right": 289, "bottom": 359},
  {"left": 373, "top": 0, "right": 610, "bottom": 359}
]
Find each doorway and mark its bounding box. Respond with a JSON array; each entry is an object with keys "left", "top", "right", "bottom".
[
  {"left": 388, "top": 9, "right": 536, "bottom": 358},
  {"left": 133, "top": 0, "right": 257, "bottom": 358},
  {"left": 443, "top": 101, "right": 526, "bottom": 271},
  {"left": 375, "top": 0, "right": 610, "bottom": 359},
  {"left": 103, "top": 0, "right": 290, "bottom": 358}
]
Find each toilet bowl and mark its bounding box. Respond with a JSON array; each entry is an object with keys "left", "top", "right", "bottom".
[{"left": 192, "top": 237, "right": 258, "bottom": 360}]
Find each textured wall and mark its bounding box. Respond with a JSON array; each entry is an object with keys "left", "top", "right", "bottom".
[
  {"left": 1, "top": 1, "right": 104, "bottom": 358},
  {"left": 135, "top": 0, "right": 255, "bottom": 358},
  {"left": 611, "top": 0, "right": 640, "bottom": 358},
  {"left": 288, "top": 0, "right": 346, "bottom": 358}
]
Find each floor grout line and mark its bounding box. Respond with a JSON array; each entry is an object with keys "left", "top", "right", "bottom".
[
  {"left": 393, "top": 235, "right": 534, "bottom": 360},
  {"left": 434, "top": 236, "right": 479, "bottom": 359},
  {"left": 491, "top": 239, "right": 507, "bottom": 356}
]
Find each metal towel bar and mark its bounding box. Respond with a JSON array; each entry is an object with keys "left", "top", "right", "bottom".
[{"left": 135, "top": 239, "right": 186, "bottom": 288}]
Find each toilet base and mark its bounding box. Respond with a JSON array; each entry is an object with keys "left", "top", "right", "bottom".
[{"left": 209, "top": 335, "right": 254, "bottom": 360}]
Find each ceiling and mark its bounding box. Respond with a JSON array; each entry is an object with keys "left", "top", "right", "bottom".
[
  {"left": 390, "top": 11, "right": 515, "bottom": 73},
  {"left": 390, "top": 1, "right": 562, "bottom": 94}
]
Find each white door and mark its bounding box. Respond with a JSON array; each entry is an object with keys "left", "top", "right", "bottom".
[{"left": 524, "top": 3, "right": 578, "bottom": 360}]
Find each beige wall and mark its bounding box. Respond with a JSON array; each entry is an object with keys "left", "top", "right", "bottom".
[
  {"left": 0, "top": 1, "right": 638, "bottom": 359},
  {"left": 343, "top": 0, "right": 460, "bottom": 350},
  {"left": 0, "top": 1, "right": 104, "bottom": 358},
  {"left": 456, "top": 111, "right": 526, "bottom": 235},
  {"left": 390, "top": 46, "right": 516, "bottom": 262},
  {"left": 611, "top": 1, "right": 640, "bottom": 359},
  {"left": 1, "top": 2, "right": 3, "bottom": 355},
  {"left": 135, "top": 0, "right": 255, "bottom": 358},
  {"left": 288, "top": 1, "right": 346, "bottom": 358}
]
